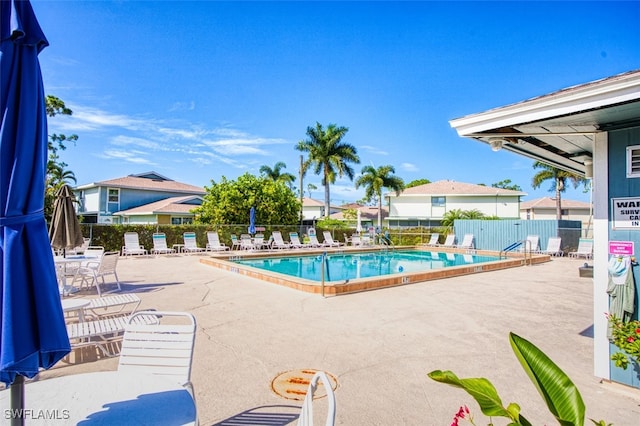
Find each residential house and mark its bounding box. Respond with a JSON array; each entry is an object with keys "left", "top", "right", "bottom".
[
  {"left": 386, "top": 180, "right": 525, "bottom": 228},
  {"left": 520, "top": 197, "right": 592, "bottom": 236},
  {"left": 450, "top": 69, "right": 640, "bottom": 389},
  {"left": 330, "top": 205, "right": 388, "bottom": 231},
  {"left": 74, "top": 172, "right": 205, "bottom": 224},
  {"left": 301, "top": 197, "right": 343, "bottom": 223},
  {"left": 114, "top": 195, "right": 203, "bottom": 225}
]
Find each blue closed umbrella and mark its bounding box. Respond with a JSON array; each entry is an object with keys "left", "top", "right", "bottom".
[
  {"left": 248, "top": 206, "right": 256, "bottom": 235},
  {"left": 1, "top": 0, "right": 71, "bottom": 419}
]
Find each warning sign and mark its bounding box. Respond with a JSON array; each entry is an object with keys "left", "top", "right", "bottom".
[{"left": 612, "top": 197, "right": 640, "bottom": 230}]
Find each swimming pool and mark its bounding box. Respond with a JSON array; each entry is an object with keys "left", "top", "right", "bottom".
[
  {"left": 200, "top": 247, "right": 549, "bottom": 295},
  {"left": 234, "top": 250, "right": 499, "bottom": 282}
]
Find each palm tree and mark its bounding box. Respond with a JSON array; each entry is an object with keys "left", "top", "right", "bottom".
[
  {"left": 355, "top": 165, "right": 404, "bottom": 227},
  {"left": 296, "top": 122, "right": 360, "bottom": 217},
  {"left": 259, "top": 162, "right": 296, "bottom": 187},
  {"left": 531, "top": 161, "right": 588, "bottom": 219}
]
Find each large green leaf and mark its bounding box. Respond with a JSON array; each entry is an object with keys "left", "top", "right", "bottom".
[
  {"left": 427, "top": 370, "right": 530, "bottom": 424},
  {"left": 509, "top": 332, "right": 585, "bottom": 426}
]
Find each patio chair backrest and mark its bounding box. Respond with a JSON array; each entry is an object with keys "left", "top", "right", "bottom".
[
  {"left": 576, "top": 238, "right": 593, "bottom": 254},
  {"left": 442, "top": 234, "right": 456, "bottom": 247},
  {"left": 523, "top": 235, "right": 539, "bottom": 251},
  {"left": 323, "top": 231, "right": 338, "bottom": 246},
  {"left": 97, "top": 251, "right": 119, "bottom": 275},
  {"left": 296, "top": 371, "right": 336, "bottom": 426},
  {"left": 124, "top": 232, "right": 141, "bottom": 249},
  {"left": 289, "top": 232, "right": 302, "bottom": 245},
  {"left": 309, "top": 234, "right": 321, "bottom": 246},
  {"left": 272, "top": 231, "right": 285, "bottom": 244},
  {"left": 84, "top": 246, "right": 105, "bottom": 259},
  {"left": 351, "top": 235, "right": 362, "bottom": 246},
  {"left": 427, "top": 233, "right": 439, "bottom": 245},
  {"left": 119, "top": 311, "right": 196, "bottom": 387},
  {"left": 207, "top": 231, "right": 221, "bottom": 246},
  {"left": 153, "top": 233, "right": 169, "bottom": 250},
  {"left": 183, "top": 232, "right": 199, "bottom": 249},
  {"left": 459, "top": 234, "right": 474, "bottom": 249},
  {"left": 546, "top": 237, "right": 562, "bottom": 253}
]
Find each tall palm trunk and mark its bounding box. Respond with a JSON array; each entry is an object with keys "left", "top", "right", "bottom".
[
  {"left": 377, "top": 193, "right": 382, "bottom": 228},
  {"left": 324, "top": 167, "right": 330, "bottom": 217},
  {"left": 555, "top": 177, "right": 562, "bottom": 219}
]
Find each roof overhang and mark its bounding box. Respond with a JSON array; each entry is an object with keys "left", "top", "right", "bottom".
[{"left": 449, "top": 70, "right": 640, "bottom": 176}]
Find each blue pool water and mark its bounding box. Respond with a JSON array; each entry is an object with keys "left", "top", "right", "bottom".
[{"left": 234, "top": 250, "right": 499, "bottom": 283}]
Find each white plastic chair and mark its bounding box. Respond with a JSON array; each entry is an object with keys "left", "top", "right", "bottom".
[
  {"left": 183, "top": 232, "right": 205, "bottom": 255},
  {"left": 424, "top": 233, "right": 440, "bottom": 246},
  {"left": 456, "top": 234, "right": 474, "bottom": 249},
  {"left": 271, "top": 231, "right": 291, "bottom": 249},
  {"left": 539, "top": 237, "right": 563, "bottom": 257},
  {"left": 569, "top": 238, "right": 593, "bottom": 259},
  {"left": 151, "top": 233, "right": 176, "bottom": 255},
  {"left": 441, "top": 234, "right": 456, "bottom": 247},
  {"left": 297, "top": 371, "right": 336, "bottom": 426},
  {"left": 72, "top": 251, "right": 121, "bottom": 296},
  {"left": 322, "top": 231, "right": 342, "bottom": 247},
  {"left": 206, "top": 231, "right": 229, "bottom": 252},
  {"left": 119, "top": 311, "right": 198, "bottom": 422},
  {"left": 122, "top": 232, "right": 148, "bottom": 257}
]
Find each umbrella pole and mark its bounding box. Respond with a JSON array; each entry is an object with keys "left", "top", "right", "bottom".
[{"left": 10, "top": 375, "right": 25, "bottom": 426}]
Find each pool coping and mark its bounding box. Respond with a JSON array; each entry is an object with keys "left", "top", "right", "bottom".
[{"left": 199, "top": 246, "right": 551, "bottom": 295}]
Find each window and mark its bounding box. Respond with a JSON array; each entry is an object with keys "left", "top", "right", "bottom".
[
  {"left": 107, "top": 188, "right": 119, "bottom": 203},
  {"left": 627, "top": 145, "right": 640, "bottom": 178},
  {"left": 171, "top": 217, "right": 193, "bottom": 225},
  {"left": 431, "top": 196, "right": 445, "bottom": 207}
]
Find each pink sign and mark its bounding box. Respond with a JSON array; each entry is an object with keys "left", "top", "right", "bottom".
[{"left": 608, "top": 241, "right": 634, "bottom": 256}]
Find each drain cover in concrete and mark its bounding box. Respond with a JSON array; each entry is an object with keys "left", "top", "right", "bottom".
[{"left": 271, "top": 369, "right": 338, "bottom": 401}]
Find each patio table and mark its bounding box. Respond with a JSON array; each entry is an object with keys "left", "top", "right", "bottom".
[{"left": 0, "top": 371, "right": 196, "bottom": 425}]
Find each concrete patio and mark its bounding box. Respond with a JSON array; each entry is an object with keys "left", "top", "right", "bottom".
[{"left": 41, "top": 253, "right": 640, "bottom": 425}]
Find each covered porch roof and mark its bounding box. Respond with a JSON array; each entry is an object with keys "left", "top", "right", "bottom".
[{"left": 449, "top": 70, "right": 640, "bottom": 175}]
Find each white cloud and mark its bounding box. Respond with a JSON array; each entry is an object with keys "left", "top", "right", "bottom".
[
  {"left": 360, "top": 145, "right": 388, "bottom": 156},
  {"left": 168, "top": 101, "right": 195, "bottom": 112},
  {"left": 100, "top": 149, "right": 155, "bottom": 165},
  {"left": 400, "top": 162, "right": 418, "bottom": 172}
]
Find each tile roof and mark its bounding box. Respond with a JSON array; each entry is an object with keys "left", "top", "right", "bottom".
[
  {"left": 520, "top": 197, "right": 591, "bottom": 209},
  {"left": 394, "top": 180, "right": 526, "bottom": 196},
  {"left": 77, "top": 172, "right": 205, "bottom": 195},
  {"left": 114, "top": 196, "right": 202, "bottom": 216}
]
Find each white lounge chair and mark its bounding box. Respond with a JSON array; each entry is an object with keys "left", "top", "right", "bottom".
[
  {"left": 85, "top": 293, "right": 141, "bottom": 318},
  {"left": 71, "top": 251, "right": 121, "bottom": 296},
  {"left": 522, "top": 235, "right": 540, "bottom": 252},
  {"left": 538, "top": 237, "right": 563, "bottom": 257},
  {"left": 122, "top": 232, "right": 148, "bottom": 257},
  {"left": 206, "top": 231, "right": 229, "bottom": 252},
  {"left": 66, "top": 312, "right": 159, "bottom": 357},
  {"left": 183, "top": 232, "right": 205, "bottom": 255},
  {"left": 271, "top": 231, "right": 291, "bottom": 249},
  {"left": 151, "top": 233, "right": 176, "bottom": 255},
  {"left": 424, "top": 233, "right": 440, "bottom": 246},
  {"left": 119, "top": 311, "right": 198, "bottom": 421},
  {"left": 569, "top": 238, "right": 593, "bottom": 259},
  {"left": 240, "top": 234, "right": 255, "bottom": 250},
  {"left": 297, "top": 371, "right": 336, "bottom": 426},
  {"left": 230, "top": 234, "right": 241, "bottom": 251},
  {"left": 322, "top": 231, "right": 342, "bottom": 247},
  {"left": 456, "top": 234, "right": 474, "bottom": 249},
  {"left": 308, "top": 233, "right": 323, "bottom": 248},
  {"left": 252, "top": 233, "right": 269, "bottom": 250},
  {"left": 441, "top": 234, "right": 456, "bottom": 247},
  {"left": 289, "top": 232, "right": 309, "bottom": 248}
]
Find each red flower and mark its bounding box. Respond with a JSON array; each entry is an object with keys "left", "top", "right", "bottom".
[
  {"left": 627, "top": 337, "right": 635, "bottom": 343},
  {"left": 635, "top": 328, "right": 640, "bottom": 335}
]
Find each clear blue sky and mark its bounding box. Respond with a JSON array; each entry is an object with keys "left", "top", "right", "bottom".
[{"left": 32, "top": 1, "right": 640, "bottom": 204}]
